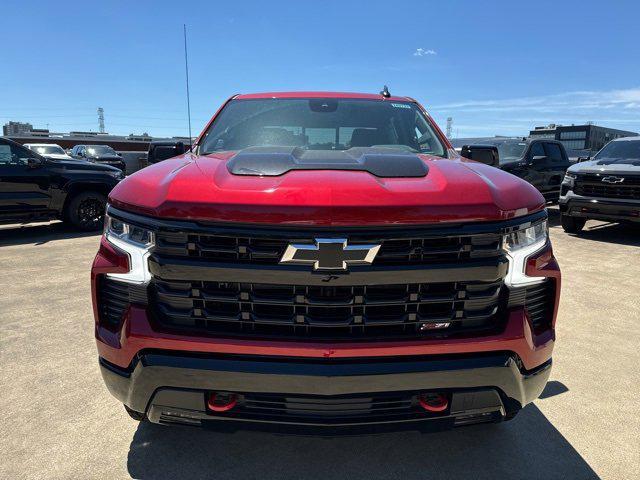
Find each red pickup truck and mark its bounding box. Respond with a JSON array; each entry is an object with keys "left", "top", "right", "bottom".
[{"left": 92, "top": 91, "right": 560, "bottom": 431}]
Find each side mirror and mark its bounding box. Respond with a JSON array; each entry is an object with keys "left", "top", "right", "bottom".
[
  {"left": 147, "top": 141, "right": 186, "bottom": 164},
  {"left": 461, "top": 145, "right": 499, "bottom": 167},
  {"left": 27, "top": 157, "right": 43, "bottom": 168},
  {"left": 577, "top": 156, "right": 590, "bottom": 163}
]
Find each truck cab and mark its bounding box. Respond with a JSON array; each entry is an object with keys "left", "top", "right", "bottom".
[{"left": 465, "top": 138, "right": 571, "bottom": 202}]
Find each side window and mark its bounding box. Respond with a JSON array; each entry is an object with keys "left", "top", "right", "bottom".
[
  {"left": 544, "top": 143, "right": 564, "bottom": 163},
  {"left": 11, "top": 144, "right": 36, "bottom": 165},
  {"left": 0, "top": 143, "right": 34, "bottom": 166},
  {"left": 0, "top": 144, "right": 12, "bottom": 166},
  {"left": 529, "top": 142, "right": 545, "bottom": 159}
]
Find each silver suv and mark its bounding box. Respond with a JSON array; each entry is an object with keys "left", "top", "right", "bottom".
[{"left": 559, "top": 136, "right": 640, "bottom": 233}]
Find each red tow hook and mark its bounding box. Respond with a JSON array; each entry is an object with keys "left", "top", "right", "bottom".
[
  {"left": 418, "top": 393, "right": 449, "bottom": 413},
  {"left": 207, "top": 392, "right": 238, "bottom": 412}
]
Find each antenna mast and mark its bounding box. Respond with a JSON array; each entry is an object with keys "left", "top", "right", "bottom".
[{"left": 183, "top": 24, "right": 193, "bottom": 150}]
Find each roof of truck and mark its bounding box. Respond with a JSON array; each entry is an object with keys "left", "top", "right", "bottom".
[{"left": 234, "top": 91, "right": 413, "bottom": 102}]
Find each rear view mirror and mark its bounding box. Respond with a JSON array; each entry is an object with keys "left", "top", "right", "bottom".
[
  {"left": 577, "top": 156, "right": 591, "bottom": 163},
  {"left": 530, "top": 155, "right": 547, "bottom": 165},
  {"left": 461, "top": 145, "right": 499, "bottom": 167},
  {"left": 147, "top": 141, "right": 186, "bottom": 164}
]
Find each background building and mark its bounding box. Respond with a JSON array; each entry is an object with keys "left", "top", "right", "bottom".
[
  {"left": 3, "top": 121, "right": 34, "bottom": 136},
  {"left": 529, "top": 124, "right": 638, "bottom": 154}
]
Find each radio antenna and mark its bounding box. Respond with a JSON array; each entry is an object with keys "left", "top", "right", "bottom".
[{"left": 183, "top": 24, "right": 193, "bottom": 151}]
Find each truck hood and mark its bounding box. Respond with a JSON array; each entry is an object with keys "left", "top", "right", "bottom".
[
  {"left": 568, "top": 158, "right": 640, "bottom": 175},
  {"left": 49, "top": 158, "right": 122, "bottom": 173},
  {"left": 108, "top": 151, "right": 545, "bottom": 226},
  {"left": 42, "top": 153, "right": 77, "bottom": 161}
]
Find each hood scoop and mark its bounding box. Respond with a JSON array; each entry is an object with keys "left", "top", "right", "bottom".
[{"left": 226, "top": 146, "right": 428, "bottom": 178}]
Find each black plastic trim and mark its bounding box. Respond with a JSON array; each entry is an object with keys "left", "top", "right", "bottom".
[
  {"left": 148, "top": 255, "right": 509, "bottom": 285},
  {"left": 99, "top": 351, "right": 552, "bottom": 416},
  {"left": 560, "top": 197, "right": 640, "bottom": 222},
  {"left": 226, "top": 146, "right": 429, "bottom": 178}
]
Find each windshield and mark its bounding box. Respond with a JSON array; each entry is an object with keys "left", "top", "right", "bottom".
[
  {"left": 86, "top": 145, "right": 116, "bottom": 157},
  {"left": 594, "top": 140, "right": 640, "bottom": 161},
  {"left": 198, "top": 98, "right": 446, "bottom": 157},
  {"left": 490, "top": 141, "right": 527, "bottom": 163},
  {"left": 30, "top": 145, "right": 65, "bottom": 155}
]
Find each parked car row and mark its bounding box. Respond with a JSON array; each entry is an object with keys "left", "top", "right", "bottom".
[
  {"left": 462, "top": 136, "right": 639, "bottom": 233},
  {"left": 23, "top": 142, "right": 127, "bottom": 173},
  {"left": 0, "top": 138, "right": 123, "bottom": 230}
]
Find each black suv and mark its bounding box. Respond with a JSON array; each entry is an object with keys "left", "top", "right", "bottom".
[
  {"left": 70, "top": 144, "right": 127, "bottom": 173},
  {"left": 465, "top": 139, "right": 571, "bottom": 202},
  {"left": 0, "top": 137, "right": 123, "bottom": 230}
]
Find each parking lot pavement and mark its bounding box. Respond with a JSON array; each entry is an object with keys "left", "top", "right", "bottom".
[{"left": 1, "top": 207, "right": 639, "bottom": 480}]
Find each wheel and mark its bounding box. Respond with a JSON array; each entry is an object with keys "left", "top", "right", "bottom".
[
  {"left": 124, "top": 405, "right": 146, "bottom": 421},
  {"left": 64, "top": 191, "right": 106, "bottom": 231},
  {"left": 561, "top": 214, "right": 586, "bottom": 234}
]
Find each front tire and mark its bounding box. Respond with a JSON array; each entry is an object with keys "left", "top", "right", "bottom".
[
  {"left": 561, "top": 214, "right": 586, "bottom": 234},
  {"left": 64, "top": 191, "right": 106, "bottom": 231}
]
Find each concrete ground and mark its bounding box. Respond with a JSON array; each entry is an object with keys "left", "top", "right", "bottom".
[{"left": 1, "top": 207, "right": 638, "bottom": 480}]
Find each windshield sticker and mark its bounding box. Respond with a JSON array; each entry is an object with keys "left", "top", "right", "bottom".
[{"left": 390, "top": 103, "right": 411, "bottom": 109}]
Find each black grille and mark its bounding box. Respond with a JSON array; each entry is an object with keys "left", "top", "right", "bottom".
[
  {"left": 151, "top": 279, "right": 504, "bottom": 340},
  {"left": 97, "top": 277, "right": 147, "bottom": 329},
  {"left": 508, "top": 280, "right": 555, "bottom": 331},
  {"left": 130, "top": 214, "right": 545, "bottom": 341},
  {"left": 235, "top": 392, "right": 423, "bottom": 423},
  {"left": 575, "top": 174, "right": 640, "bottom": 200},
  {"left": 98, "top": 277, "right": 130, "bottom": 328},
  {"left": 154, "top": 230, "right": 502, "bottom": 266}
]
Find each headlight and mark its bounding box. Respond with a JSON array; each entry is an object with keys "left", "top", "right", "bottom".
[
  {"left": 104, "top": 212, "right": 154, "bottom": 283},
  {"left": 503, "top": 219, "right": 548, "bottom": 287},
  {"left": 107, "top": 170, "right": 124, "bottom": 180},
  {"left": 563, "top": 172, "right": 576, "bottom": 188},
  {"left": 504, "top": 220, "right": 547, "bottom": 252}
]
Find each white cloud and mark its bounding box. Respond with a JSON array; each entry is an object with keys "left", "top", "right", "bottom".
[
  {"left": 413, "top": 48, "right": 437, "bottom": 57},
  {"left": 430, "top": 87, "right": 640, "bottom": 113}
]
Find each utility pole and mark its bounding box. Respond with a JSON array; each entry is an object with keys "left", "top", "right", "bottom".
[
  {"left": 97, "top": 107, "right": 105, "bottom": 133},
  {"left": 446, "top": 117, "right": 453, "bottom": 139}
]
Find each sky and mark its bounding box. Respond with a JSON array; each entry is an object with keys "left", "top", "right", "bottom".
[{"left": 2, "top": 0, "right": 640, "bottom": 139}]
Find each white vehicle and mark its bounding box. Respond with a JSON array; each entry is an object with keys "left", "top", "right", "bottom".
[{"left": 23, "top": 143, "right": 76, "bottom": 161}]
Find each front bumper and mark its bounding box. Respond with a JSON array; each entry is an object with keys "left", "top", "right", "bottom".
[
  {"left": 100, "top": 350, "right": 551, "bottom": 429},
  {"left": 560, "top": 193, "right": 640, "bottom": 222}
]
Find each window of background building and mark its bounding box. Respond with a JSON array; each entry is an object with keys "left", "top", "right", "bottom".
[
  {"left": 561, "top": 140, "right": 586, "bottom": 150},
  {"left": 560, "top": 131, "right": 586, "bottom": 140}
]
